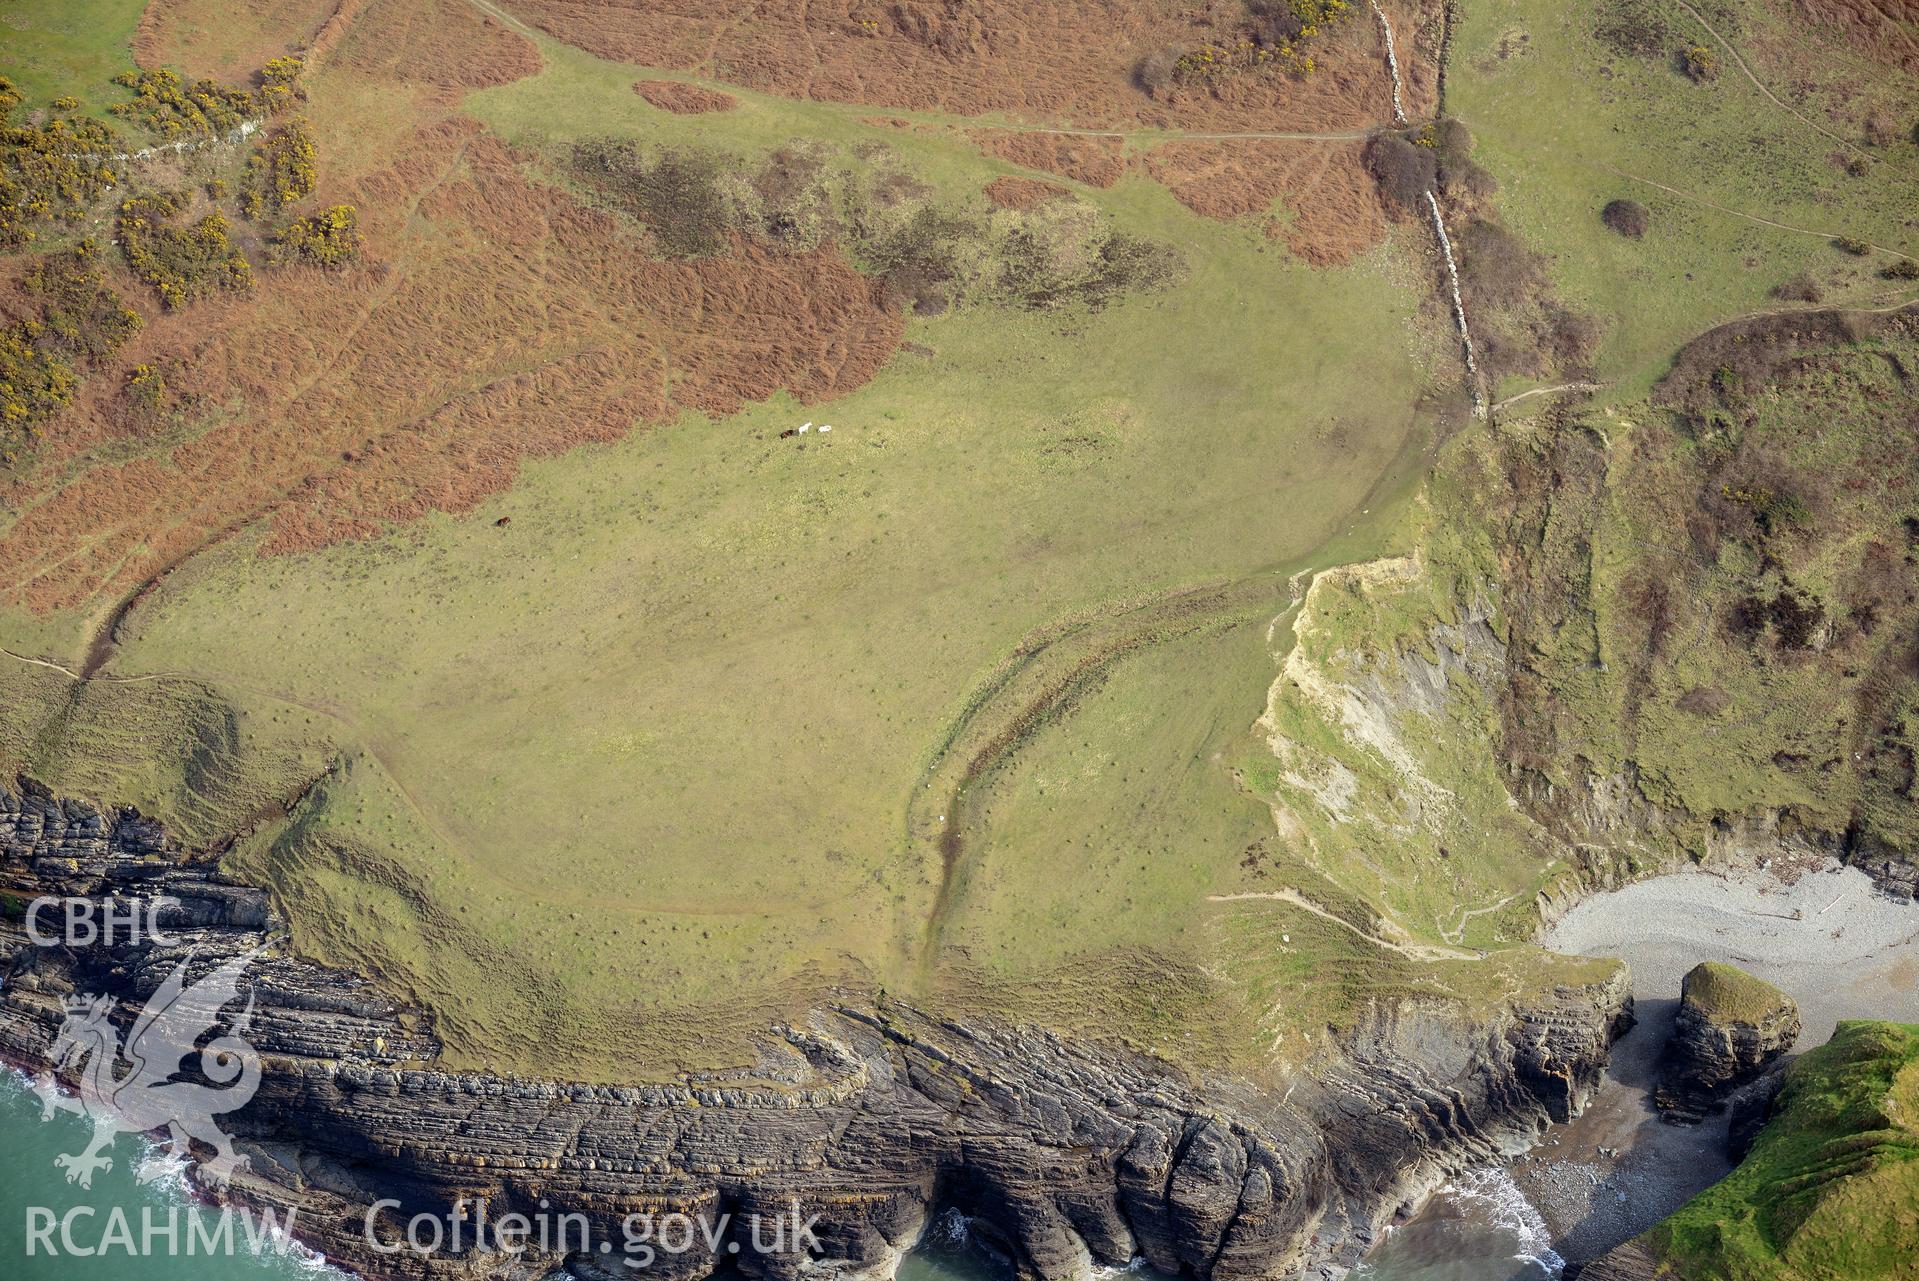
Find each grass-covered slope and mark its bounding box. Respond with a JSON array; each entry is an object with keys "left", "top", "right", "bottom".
[
  {"left": 1248, "top": 305, "right": 1919, "bottom": 947},
  {"left": 1451, "top": 0, "right": 1916, "bottom": 394},
  {"left": 0, "top": 0, "right": 1912, "bottom": 1086},
  {"left": 1509, "top": 308, "right": 1919, "bottom": 868},
  {"left": 1685, "top": 961, "right": 1795, "bottom": 1027},
  {"left": 1647, "top": 1021, "right": 1919, "bottom": 1280},
  {"left": 0, "top": 0, "right": 1471, "bottom": 1079}
]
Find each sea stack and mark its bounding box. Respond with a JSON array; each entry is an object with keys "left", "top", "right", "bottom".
[{"left": 1658, "top": 962, "right": 1801, "bottom": 1123}]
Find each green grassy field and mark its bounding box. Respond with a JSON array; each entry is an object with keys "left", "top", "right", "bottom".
[
  {"left": 3, "top": 0, "right": 1911, "bottom": 1086},
  {"left": 105, "top": 267, "right": 1435, "bottom": 1071},
  {"left": 0, "top": 0, "right": 145, "bottom": 112},
  {"left": 30, "top": 20, "right": 1463, "bottom": 1073},
  {"left": 1451, "top": 0, "right": 1918, "bottom": 396},
  {"left": 0, "top": 0, "right": 1496, "bottom": 1077}
]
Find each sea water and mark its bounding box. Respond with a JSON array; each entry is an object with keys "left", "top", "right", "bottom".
[
  {"left": 1350, "top": 1169, "right": 1562, "bottom": 1281},
  {"left": 0, "top": 1070, "right": 338, "bottom": 1279}
]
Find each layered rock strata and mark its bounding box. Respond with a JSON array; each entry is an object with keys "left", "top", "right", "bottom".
[
  {"left": 1657, "top": 962, "right": 1800, "bottom": 1124},
  {"left": 0, "top": 780, "right": 1631, "bottom": 1281}
]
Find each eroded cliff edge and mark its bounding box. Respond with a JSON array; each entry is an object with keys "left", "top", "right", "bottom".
[{"left": 0, "top": 780, "right": 1630, "bottom": 1281}]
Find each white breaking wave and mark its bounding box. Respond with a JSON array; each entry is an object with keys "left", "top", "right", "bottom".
[
  {"left": 134, "top": 1143, "right": 193, "bottom": 1193},
  {"left": 926, "top": 1206, "right": 972, "bottom": 1248},
  {"left": 1443, "top": 1167, "right": 1565, "bottom": 1278},
  {"left": 918, "top": 1207, "right": 1147, "bottom": 1279},
  {"left": 130, "top": 1125, "right": 349, "bottom": 1277},
  {"left": 3, "top": 1067, "right": 347, "bottom": 1277}
]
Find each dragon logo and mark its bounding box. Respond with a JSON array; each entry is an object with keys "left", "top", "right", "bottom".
[{"left": 30, "top": 948, "right": 264, "bottom": 1189}]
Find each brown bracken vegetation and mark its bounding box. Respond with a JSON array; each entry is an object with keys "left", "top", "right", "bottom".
[
  {"left": 1793, "top": 0, "right": 1919, "bottom": 71},
  {"left": 0, "top": 241, "right": 140, "bottom": 446},
  {"left": 0, "top": 121, "right": 904, "bottom": 609},
  {"left": 511, "top": 0, "right": 1424, "bottom": 131},
  {"left": 0, "top": 0, "right": 1415, "bottom": 617},
  {"left": 1148, "top": 138, "right": 1389, "bottom": 266},
  {"left": 970, "top": 131, "right": 1128, "bottom": 189},
  {"left": 633, "top": 80, "right": 738, "bottom": 113},
  {"left": 984, "top": 176, "right": 1070, "bottom": 209}
]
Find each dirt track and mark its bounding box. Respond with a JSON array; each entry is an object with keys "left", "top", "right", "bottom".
[
  {"left": 1603, "top": 165, "right": 1918, "bottom": 263},
  {"left": 1671, "top": 0, "right": 1866, "bottom": 154},
  {"left": 9, "top": 0, "right": 1447, "bottom": 649}
]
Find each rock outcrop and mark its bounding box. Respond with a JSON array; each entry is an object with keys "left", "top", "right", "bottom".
[
  {"left": 0, "top": 780, "right": 1633, "bottom": 1281},
  {"left": 1580, "top": 1020, "right": 1919, "bottom": 1281},
  {"left": 1725, "top": 1063, "right": 1787, "bottom": 1164},
  {"left": 1657, "top": 962, "right": 1799, "bottom": 1124},
  {"left": 1567, "top": 1237, "right": 1669, "bottom": 1281}
]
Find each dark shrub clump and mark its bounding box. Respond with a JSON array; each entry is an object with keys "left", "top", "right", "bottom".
[
  {"left": 568, "top": 140, "right": 1185, "bottom": 313},
  {"left": 1727, "top": 589, "right": 1825, "bottom": 649},
  {"left": 1601, "top": 198, "right": 1650, "bottom": 238},
  {"left": 1364, "top": 134, "right": 1437, "bottom": 213},
  {"left": 1772, "top": 273, "right": 1822, "bottom": 303},
  {"left": 865, "top": 205, "right": 978, "bottom": 314},
  {"left": 1365, "top": 122, "right": 1497, "bottom": 213},
  {"left": 572, "top": 142, "right": 733, "bottom": 258},
  {"left": 1680, "top": 44, "right": 1719, "bottom": 82},
  {"left": 1596, "top": 0, "right": 1675, "bottom": 55},
  {"left": 1456, "top": 218, "right": 1541, "bottom": 310},
  {"left": 1135, "top": 46, "right": 1183, "bottom": 97},
  {"left": 1769, "top": 589, "right": 1825, "bottom": 648}
]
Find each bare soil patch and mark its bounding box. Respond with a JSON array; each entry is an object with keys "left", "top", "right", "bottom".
[
  {"left": 633, "top": 79, "right": 738, "bottom": 113},
  {"left": 0, "top": 258, "right": 38, "bottom": 327}
]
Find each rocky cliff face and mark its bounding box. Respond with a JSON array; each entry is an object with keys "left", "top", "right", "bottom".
[
  {"left": 1656, "top": 963, "right": 1800, "bottom": 1124},
  {"left": 0, "top": 780, "right": 1631, "bottom": 1281},
  {"left": 1567, "top": 1238, "right": 1668, "bottom": 1281},
  {"left": 1578, "top": 1021, "right": 1919, "bottom": 1281},
  {"left": 1493, "top": 309, "right": 1919, "bottom": 911}
]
